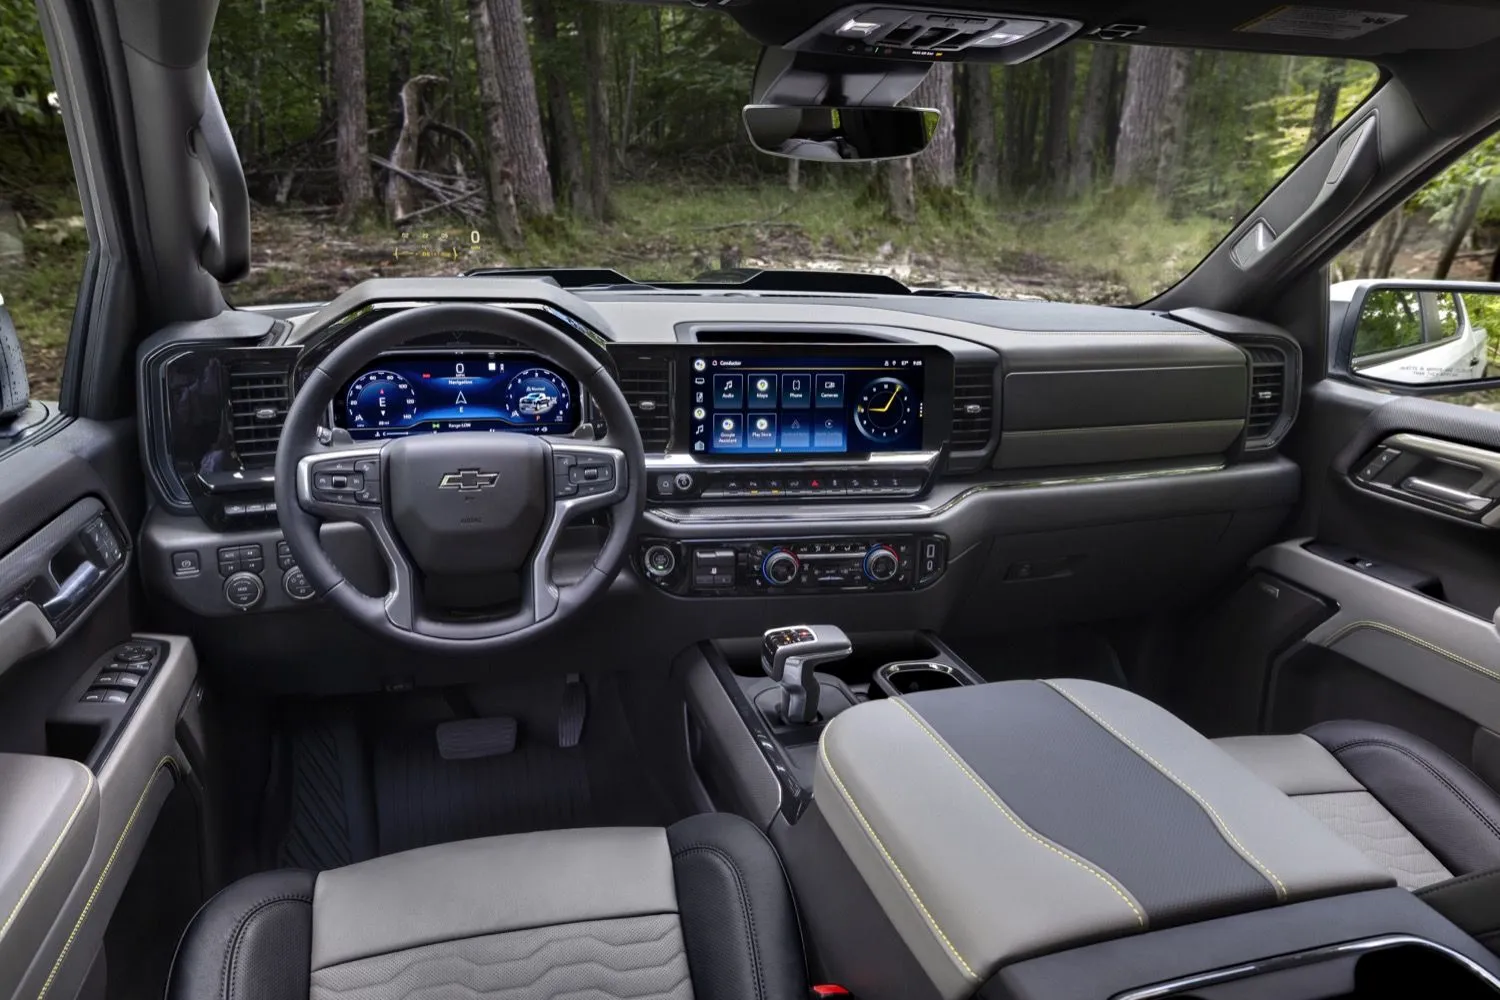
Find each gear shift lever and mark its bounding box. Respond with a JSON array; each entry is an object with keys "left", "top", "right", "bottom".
[{"left": 761, "top": 625, "right": 853, "bottom": 725}]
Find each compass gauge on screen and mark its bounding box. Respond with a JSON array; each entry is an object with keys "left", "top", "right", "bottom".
[
  {"left": 853, "top": 376, "right": 915, "bottom": 443},
  {"left": 345, "top": 370, "right": 419, "bottom": 431}
]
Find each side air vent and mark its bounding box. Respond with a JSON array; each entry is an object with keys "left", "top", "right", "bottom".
[
  {"left": 1244, "top": 344, "right": 1291, "bottom": 448},
  {"left": 951, "top": 362, "right": 996, "bottom": 454},
  {"left": 228, "top": 364, "right": 291, "bottom": 467},
  {"left": 614, "top": 354, "right": 672, "bottom": 453}
]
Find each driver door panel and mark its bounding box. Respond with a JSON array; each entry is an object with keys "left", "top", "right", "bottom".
[{"left": 0, "top": 420, "right": 201, "bottom": 1000}]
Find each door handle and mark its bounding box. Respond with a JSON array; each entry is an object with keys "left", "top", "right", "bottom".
[
  {"left": 40, "top": 560, "right": 107, "bottom": 620},
  {"left": 1399, "top": 476, "right": 1493, "bottom": 512}
]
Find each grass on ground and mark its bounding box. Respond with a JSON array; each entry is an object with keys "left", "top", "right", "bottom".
[{"left": 11, "top": 178, "right": 1227, "bottom": 398}]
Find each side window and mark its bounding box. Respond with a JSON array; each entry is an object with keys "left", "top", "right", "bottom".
[
  {"left": 1336, "top": 136, "right": 1500, "bottom": 400},
  {"left": 1, "top": 0, "right": 87, "bottom": 407}
]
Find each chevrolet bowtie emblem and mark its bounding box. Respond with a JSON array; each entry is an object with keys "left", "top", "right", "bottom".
[{"left": 438, "top": 469, "right": 499, "bottom": 491}]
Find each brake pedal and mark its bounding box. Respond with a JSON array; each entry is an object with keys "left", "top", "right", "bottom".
[
  {"left": 436, "top": 717, "right": 517, "bottom": 760},
  {"left": 558, "top": 673, "right": 587, "bottom": 748}
]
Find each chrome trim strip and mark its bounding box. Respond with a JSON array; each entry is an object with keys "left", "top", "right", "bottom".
[
  {"left": 645, "top": 462, "right": 1225, "bottom": 525},
  {"left": 1113, "top": 934, "right": 1500, "bottom": 1000}
]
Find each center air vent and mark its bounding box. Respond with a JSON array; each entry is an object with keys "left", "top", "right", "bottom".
[
  {"left": 1244, "top": 344, "right": 1290, "bottom": 448},
  {"left": 951, "top": 362, "right": 996, "bottom": 457},
  {"left": 229, "top": 365, "right": 291, "bottom": 467},
  {"left": 613, "top": 354, "right": 672, "bottom": 453}
]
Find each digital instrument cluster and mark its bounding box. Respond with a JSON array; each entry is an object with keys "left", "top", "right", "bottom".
[
  {"left": 336, "top": 352, "right": 580, "bottom": 439},
  {"left": 685, "top": 351, "right": 927, "bottom": 456}
]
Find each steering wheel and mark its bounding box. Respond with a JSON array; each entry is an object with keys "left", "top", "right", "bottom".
[{"left": 273, "top": 303, "right": 645, "bottom": 652}]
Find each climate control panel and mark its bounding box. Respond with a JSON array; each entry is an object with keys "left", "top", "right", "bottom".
[{"left": 636, "top": 534, "right": 947, "bottom": 596}]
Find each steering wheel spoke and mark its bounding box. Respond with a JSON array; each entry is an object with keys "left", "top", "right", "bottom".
[
  {"left": 294, "top": 443, "right": 416, "bottom": 631},
  {"left": 532, "top": 442, "right": 630, "bottom": 622}
]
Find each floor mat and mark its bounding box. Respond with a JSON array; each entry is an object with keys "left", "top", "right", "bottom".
[{"left": 274, "top": 673, "right": 676, "bottom": 867}]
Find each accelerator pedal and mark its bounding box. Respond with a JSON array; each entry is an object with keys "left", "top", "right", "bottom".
[
  {"left": 558, "top": 673, "right": 588, "bottom": 748},
  {"left": 436, "top": 717, "right": 518, "bottom": 760}
]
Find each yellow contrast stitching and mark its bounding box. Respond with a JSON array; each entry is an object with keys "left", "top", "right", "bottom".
[
  {"left": 0, "top": 769, "right": 93, "bottom": 943},
  {"left": 1042, "top": 681, "right": 1288, "bottom": 900},
  {"left": 817, "top": 739, "right": 978, "bottom": 980},
  {"left": 37, "top": 757, "right": 176, "bottom": 1000},
  {"left": 1325, "top": 621, "right": 1500, "bottom": 685},
  {"left": 887, "top": 698, "right": 1146, "bottom": 927}
]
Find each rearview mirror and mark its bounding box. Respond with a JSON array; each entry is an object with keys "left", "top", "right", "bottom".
[
  {"left": 743, "top": 105, "right": 939, "bottom": 162},
  {"left": 1342, "top": 281, "right": 1499, "bottom": 386}
]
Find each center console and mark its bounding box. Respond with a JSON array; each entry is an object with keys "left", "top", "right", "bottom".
[{"left": 680, "top": 630, "right": 1500, "bottom": 1000}]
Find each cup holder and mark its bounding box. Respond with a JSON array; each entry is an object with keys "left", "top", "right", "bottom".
[{"left": 873, "top": 661, "right": 974, "bottom": 698}]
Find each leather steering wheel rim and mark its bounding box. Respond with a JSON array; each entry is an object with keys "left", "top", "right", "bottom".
[{"left": 273, "top": 303, "right": 645, "bottom": 653}]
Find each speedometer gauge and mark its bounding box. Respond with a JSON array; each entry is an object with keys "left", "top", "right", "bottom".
[
  {"left": 503, "top": 367, "right": 572, "bottom": 424},
  {"left": 345, "top": 370, "right": 418, "bottom": 430}
]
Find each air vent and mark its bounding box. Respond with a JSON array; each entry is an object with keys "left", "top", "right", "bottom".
[
  {"left": 951, "top": 362, "right": 996, "bottom": 452},
  {"left": 1245, "top": 345, "right": 1288, "bottom": 445},
  {"left": 614, "top": 355, "right": 672, "bottom": 453},
  {"left": 228, "top": 365, "right": 291, "bottom": 467}
]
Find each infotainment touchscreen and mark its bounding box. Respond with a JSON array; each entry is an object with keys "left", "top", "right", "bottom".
[{"left": 686, "top": 352, "right": 926, "bottom": 456}]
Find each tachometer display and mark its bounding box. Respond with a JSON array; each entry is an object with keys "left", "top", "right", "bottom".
[
  {"left": 503, "top": 367, "right": 571, "bottom": 423},
  {"left": 345, "top": 370, "right": 418, "bottom": 431}
]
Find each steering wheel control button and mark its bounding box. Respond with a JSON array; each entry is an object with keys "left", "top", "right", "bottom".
[
  {"left": 224, "top": 571, "right": 265, "bottom": 611},
  {"left": 283, "top": 566, "right": 316, "bottom": 601},
  {"left": 644, "top": 545, "right": 677, "bottom": 577}
]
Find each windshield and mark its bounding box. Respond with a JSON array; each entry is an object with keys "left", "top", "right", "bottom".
[{"left": 197, "top": 11, "right": 1375, "bottom": 306}]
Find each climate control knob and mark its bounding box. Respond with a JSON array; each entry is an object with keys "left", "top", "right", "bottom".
[
  {"left": 863, "top": 544, "right": 901, "bottom": 583},
  {"left": 761, "top": 548, "right": 801, "bottom": 587}
]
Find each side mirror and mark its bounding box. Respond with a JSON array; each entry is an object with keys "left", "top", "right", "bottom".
[
  {"left": 743, "top": 105, "right": 939, "bottom": 162},
  {"left": 1341, "top": 281, "right": 1497, "bottom": 387},
  {"left": 0, "top": 294, "right": 30, "bottom": 420}
]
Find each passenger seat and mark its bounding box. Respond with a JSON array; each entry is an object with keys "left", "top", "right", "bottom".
[{"left": 1218, "top": 720, "right": 1500, "bottom": 950}]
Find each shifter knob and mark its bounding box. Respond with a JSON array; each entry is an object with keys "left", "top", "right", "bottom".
[{"left": 761, "top": 624, "right": 852, "bottom": 726}]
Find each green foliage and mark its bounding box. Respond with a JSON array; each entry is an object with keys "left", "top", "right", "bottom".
[{"left": 0, "top": 0, "right": 55, "bottom": 120}]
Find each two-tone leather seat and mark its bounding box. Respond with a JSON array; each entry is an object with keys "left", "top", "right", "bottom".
[
  {"left": 1218, "top": 720, "right": 1500, "bottom": 950},
  {"left": 166, "top": 814, "right": 807, "bottom": 1000}
]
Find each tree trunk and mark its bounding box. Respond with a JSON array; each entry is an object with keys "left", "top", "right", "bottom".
[
  {"left": 886, "top": 158, "right": 916, "bottom": 223},
  {"left": 1112, "top": 45, "right": 1189, "bottom": 193},
  {"left": 1069, "top": 44, "right": 1117, "bottom": 196},
  {"left": 965, "top": 64, "right": 999, "bottom": 200},
  {"left": 1435, "top": 184, "right": 1488, "bottom": 280},
  {"left": 1304, "top": 59, "right": 1346, "bottom": 153},
  {"left": 1042, "top": 48, "right": 1075, "bottom": 192},
  {"left": 386, "top": 0, "right": 413, "bottom": 138},
  {"left": 1356, "top": 215, "right": 1386, "bottom": 277},
  {"left": 385, "top": 75, "right": 443, "bottom": 222},
  {"left": 788, "top": 159, "right": 800, "bottom": 193},
  {"left": 485, "top": 0, "right": 554, "bottom": 217},
  {"left": 533, "top": 0, "right": 586, "bottom": 212},
  {"left": 911, "top": 63, "right": 956, "bottom": 189},
  {"left": 1489, "top": 243, "right": 1500, "bottom": 283},
  {"left": 1374, "top": 208, "right": 1410, "bottom": 278},
  {"left": 467, "top": 0, "right": 523, "bottom": 246},
  {"left": 581, "top": 1, "right": 614, "bottom": 221},
  {"left": 332, "top": 0, "right": 373, "bottom": 223},
  {"left": 999, "top": 67, "right": 1024, "bottom": 189}
]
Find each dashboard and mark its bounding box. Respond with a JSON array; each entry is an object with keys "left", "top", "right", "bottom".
[{"left": 335, "top": 351, "right": 579, "bottom": 440}]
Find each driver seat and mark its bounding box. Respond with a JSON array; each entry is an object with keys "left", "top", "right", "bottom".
[{"left": 167, "top": 814, "right": 807, "bottom": 1000}]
